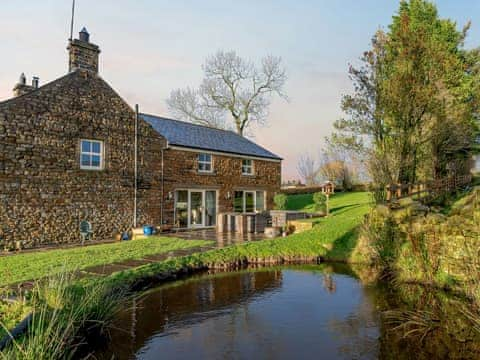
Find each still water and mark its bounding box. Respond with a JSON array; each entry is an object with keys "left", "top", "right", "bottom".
[{"left": 94, "top": 265, "right": 480, "bottom": 359}]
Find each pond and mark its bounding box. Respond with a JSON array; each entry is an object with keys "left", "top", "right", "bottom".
[{"left": 93, "top": 265, "right": 480, "bottom": 359}]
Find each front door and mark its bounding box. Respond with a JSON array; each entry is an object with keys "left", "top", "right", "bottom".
[{"left": 189, "top": 191, "right": 204, "bottom": 227}]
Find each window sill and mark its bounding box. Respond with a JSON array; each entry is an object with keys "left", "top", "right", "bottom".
[
  {"left": 80, "top": 167, "right": 105, "bottom": 171},
  {"left": 197, "top": 170, "right": 216, "bottom": 175},
  {"left": 241, "top": 173, "right": 256, "bottom": 177}
]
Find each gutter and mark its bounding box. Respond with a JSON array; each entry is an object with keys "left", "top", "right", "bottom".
[{"left": 134, "top": 104, "right": 138, "bottom": 228}]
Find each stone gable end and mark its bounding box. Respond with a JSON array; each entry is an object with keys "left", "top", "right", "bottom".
[{"left": 0, "top": 70, "right": 165, "bottom": 248}]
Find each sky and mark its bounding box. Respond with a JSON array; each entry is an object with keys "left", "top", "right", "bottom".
[{"left": 1, "top": 0, "right": 480, "bottom": 180}]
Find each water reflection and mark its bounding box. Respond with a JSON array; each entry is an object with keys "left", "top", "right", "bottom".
[{"left": 92, "top": 265, "right": 480, "bottom": 360}]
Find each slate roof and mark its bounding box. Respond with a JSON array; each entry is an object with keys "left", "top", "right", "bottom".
[{"left": 140, "top": 113, "right": 282, "bottom": 160}]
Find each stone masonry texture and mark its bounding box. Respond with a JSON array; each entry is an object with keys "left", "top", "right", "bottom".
[{"left": 0, "top": 70, "right": 281, "bottom": 249}]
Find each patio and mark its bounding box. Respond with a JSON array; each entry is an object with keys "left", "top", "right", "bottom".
[{"left": 163, "top": 228, "right": 268, "bottom": 247}]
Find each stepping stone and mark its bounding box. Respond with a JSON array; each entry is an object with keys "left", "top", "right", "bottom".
[
  {"left": 83, "top": 264, "right": 134, "bottom": 276},
  {"left": 114, "top": 259, "right": 152, "bottom": 268}
]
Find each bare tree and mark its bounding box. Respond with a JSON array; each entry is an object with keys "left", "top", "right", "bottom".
[
  {"left": 318, "top": 147, "right": 361, "bottom": 190},
  {"left": 167, "top": 50, "right": 287, "bottom": 136},
  {"left": 297, "top": 154, "right": 318, "bottom": 186}
]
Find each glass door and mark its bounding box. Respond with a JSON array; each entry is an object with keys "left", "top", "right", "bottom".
[
  {"left": 189, "top": 191, "right": 204, "bottom": 227},
  {"left": 175, "top": 190, "right": 189, "bottom": 228},
  {"left": 245, "top": 191, "right": 255, "bottom": 213},
  {"left": 205, "top": 191, "right": 217, "bottom": 226}
]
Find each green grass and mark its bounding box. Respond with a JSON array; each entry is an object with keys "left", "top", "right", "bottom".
[
  {"left": 0, "top": 237, "right": 212, "bottom": 286},
  {"left": 0, "top": 191, "right": 372, "bottom": 357},
  {"left": 285, "top": 193, "right": 315, "bottom": 211},
  {"left": 286, "top": 191, "right": 366, "bottom": 214},
  {"left": 105, "top": 192, "right": 373, "bottom": 287}
]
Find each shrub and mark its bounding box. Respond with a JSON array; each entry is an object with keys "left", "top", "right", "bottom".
[
  {"left": 274, "top": 194, "right": 288, "bottom": 210},
  {"left": 1, "top": 271, "right": 128, "bottom": 359},
  {"left": 312, "top": 192, "right": 327, "bottom": 212},
  {"left": 353, "top": 206, "right": 401, "bottom": 268}
]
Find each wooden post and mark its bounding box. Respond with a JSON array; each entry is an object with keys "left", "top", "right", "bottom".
[{"left": 326, "top": 194, "right": 330, "bottom": 217}]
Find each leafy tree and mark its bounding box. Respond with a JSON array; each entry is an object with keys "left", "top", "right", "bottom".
[
  {"left": 313, "top": 192, "right": 328, "bottom": 212},
  {"left": 331, "top": 0, "right": 479, "bottom": 185},
  {"left": 273, "top": 194, "right": 288, "bottom": 210}
]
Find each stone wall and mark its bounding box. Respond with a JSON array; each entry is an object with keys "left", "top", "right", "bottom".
[
  {"left": 159, "top": 149, "right": 282, "bottom": 226},
  {"left": 0, "top": 69, "right": 164, "bottom": 249}
]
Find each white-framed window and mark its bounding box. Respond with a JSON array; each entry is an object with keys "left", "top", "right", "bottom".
[
  {"left": 198, "top": 153, "right": 213, "bottom": 172},
  {"left": 234, "top": 190, "right": 266, "bottom": 213},
  {"left": 242, "top": 159, "right": 254, "bottom": 175},
  {"left": 80, "top": 139, "right": 103, "bottom": 170}
]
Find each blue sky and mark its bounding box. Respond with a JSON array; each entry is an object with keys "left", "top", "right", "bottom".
[{"left": 1, "top": 1, "right": 479, "bottom": 179}]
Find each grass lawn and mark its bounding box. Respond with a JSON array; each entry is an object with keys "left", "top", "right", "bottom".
[
  {"left": 106, "top": 192, "right": 373, "bottom": 287},
  {"left": 0, "top": 237, "right": 212, "bottom": 286},
  {"left": 0, "top": 192, "right": 370, "bottom": 288},
  {"left": 0, "top": 191, "right": 372, "bottom": 353}
]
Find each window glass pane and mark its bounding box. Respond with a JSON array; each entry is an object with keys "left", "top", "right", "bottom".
[
  {"left": 175, "top": 191, "right": 188, "bottom": 228},
  {"left": 245, "top": 192, "right": 255, "bottom": 212},
  {"left": 256, "top": 191, "right": 265, "bottom": 212},
  {"left": 81, "top": 154, "right": 90, "bottom": 166},
  {"left": 199, "top": 163, "right": 211, "bottom": 171},
  {"left": 92, "top": 142, "right": 101, "bottom": 154},
  {"left": 242, "top": 159, "right": 253, "bottom": 174},
  {"left": 81, "top": 141, "right": 91, "bottom": 153},
  {"left": 91, "top": 155, "right": 101, "bottom": 167},
  {"left": 234, "top": 191, "right": 244, "bottom": 212},
  {"left": 198, "top": 153, "right": 212, "bottom": 171},
  {"left": 205, "top": 191, "right": 216, "bottom": 226}
]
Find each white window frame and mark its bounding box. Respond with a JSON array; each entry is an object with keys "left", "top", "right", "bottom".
[
  {"left": 80, "top": 139, "right": 104, "bottom": 170},
  {"left": 234, "top": 190, "right": 267, "bottom": 213},
  {"left": 198, "top": 153, "right": 213, "bottom": 173},
  {"left": 174, "top": 189, "right": 218, "bottom": 228},
  {"left": 242, "top": 159, "right": 254, "bottom": 175}
]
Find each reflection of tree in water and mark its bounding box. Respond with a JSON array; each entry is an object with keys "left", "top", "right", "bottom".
[
  {"left": 374, "top": 283, "right": 480, "bottom": 359},
  {"left": 322, "top": 274, "right": 337, "bottom": 294},
  {"left": 94, "top": 269, "right": 283, "bottom": 359},
  {"left": 326, "top": 283, "right": 381, "bottom": 359}
]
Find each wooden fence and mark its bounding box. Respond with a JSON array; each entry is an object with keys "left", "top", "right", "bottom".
[{"left": 385, "top": 174, "right": 472, "bottom": 203}]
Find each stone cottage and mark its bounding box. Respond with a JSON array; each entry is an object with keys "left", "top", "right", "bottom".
[{"left": 0, "top": 28, "right": 281, "bottom": 249}]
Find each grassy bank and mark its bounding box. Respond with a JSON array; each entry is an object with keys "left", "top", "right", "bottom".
[
  {"left": 1, "top": 191, "right": 372, "bottom": 358},
  {"left": 354, "top": 187, "right": 480, "bottom": 301},
  {"left": 0, "top": 237, "right": 212, "bottom": 286}
]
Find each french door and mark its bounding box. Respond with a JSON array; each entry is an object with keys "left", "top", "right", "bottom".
[
  {"left": 175, "top": 190, "right": 217, "bottom": 228},
  {"left": 189, "top": 191, "right": 204, "bottom": 227}
]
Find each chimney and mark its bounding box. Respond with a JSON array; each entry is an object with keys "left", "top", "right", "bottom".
[
  {"left": 67, "top": 27, "right": 100, "bottom": 73},
  {"left": 13, "top": 73, "right": 36, "bottom": 97},
  {"left": 32, "top": 76, "right": 39, "bottom": 89}
]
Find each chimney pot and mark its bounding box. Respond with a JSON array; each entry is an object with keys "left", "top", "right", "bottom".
[
  {"left": 13, "top": 74, "right": 35, "bottom": 97},
  {"left": 79, "top": 27, "right": 90, "bottom": 42},
  {"left": 32, "top": 76, "right": 39, "bottom": 89},
  {"left": 19, "top": 73, "right": 26, "bottom": 85}
]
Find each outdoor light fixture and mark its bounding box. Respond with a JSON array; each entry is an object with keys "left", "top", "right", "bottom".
[
  {"left": 167, "top": 191, "right": 173, "bottom": 200},
  {"left": 225, "top": 191, "right": 231, "bottom": 200}
]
